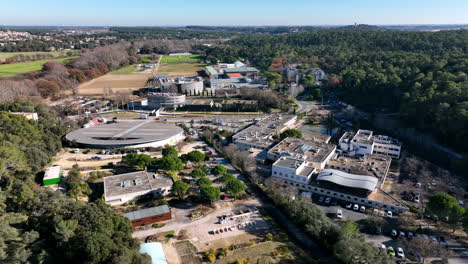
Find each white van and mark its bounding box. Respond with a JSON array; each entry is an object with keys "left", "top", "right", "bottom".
[{"left": 336, "top": 209, "right": 343, "bottom": 219}]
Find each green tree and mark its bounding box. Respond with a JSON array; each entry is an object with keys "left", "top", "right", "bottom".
[
  {"left": 186, "top": 150, "right": 205, "bottom": 163},
  {"left": 280, "top": 129, "right": 303, "bottom": 139},
  {"left": 339, "top": 222, "right": 359, "bottom": 239},
  {"left": 122, "top": 153, "right": 153, "bottom": 168},
  {"left": 162, "top": 146, "right": 178, "bottom": 157},
  {"left": 197, "top": 176, "right": 212, "bottom": 187},
  {"left": 158, "top": 156, "right": 184, "bottom": 171},
  {"left": 220, "top": 173, "right": 236, "bottom": 183},
  {"left": 226, "top": 179, "right": 247, "bottom": 200},
  {"left": 213, "top": 165, "right": 227, "bottom": 176},
  {"left": 190, "top": 168, "right": 206, "bottom": 178},
  {"left": 201, "top": 186, "right": 220, "bottom": 203},
  {"left": 172, "top": 180, "right": 189, "bottom": 199},
  {"left": 428, "top": 193, "right": 463, "bottom": 221}
]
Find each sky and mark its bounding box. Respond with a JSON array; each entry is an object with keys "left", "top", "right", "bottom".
[{"left": 0, "top": 0, "right": 467, "bottom": 26}]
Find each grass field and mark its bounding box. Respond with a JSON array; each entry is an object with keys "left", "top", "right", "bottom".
[
  {"left": 213, "top": 241, "right": 287, "bottom": 264},
  {"left": 110, "top": 65, "right": 137, "bottom": 75},
  {"left": 158, "top": 63, "right": 206, "bottom": 76},
  {"left": 0, "top": 50, "right": 75, "bottom": 61},
  {"left": 160, "top": 54, "right": 204, "bottom": 64},
  {"left": 0, "top": 57, "right": 78, "bottom": 77}
]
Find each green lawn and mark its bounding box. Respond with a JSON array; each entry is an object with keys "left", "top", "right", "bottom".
[
  {"left": 110, "top": 65, "right": 137, "bottom": 75},
  {"left": 158, "top": 63, "right": 206, "bottom": 75},
  {"left": 160, "top": 54, "right": 204, "bottom": 64},
  {"left": 0, "top": 57, "right": 78, "bottom": 77}
]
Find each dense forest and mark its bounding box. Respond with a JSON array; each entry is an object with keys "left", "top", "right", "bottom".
[
  {"left": 0, "top": 102, "right": 149, "bottom": 263},
  {"left": 205, "top": 29, "right": 468, "bottom": 152}
]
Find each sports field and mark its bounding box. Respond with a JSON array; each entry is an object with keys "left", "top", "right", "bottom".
[
  {"left": 0, "top": 57, "right": 78, "bottom": 77},
  {"left": 158, "top": 63, "right": 206, "bottom": 76},
  {"left": 160, "top": 54, "right": 204, "bottom": 64}
]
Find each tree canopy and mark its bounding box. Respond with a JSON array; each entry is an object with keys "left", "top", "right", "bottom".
[
  {"left": 280, "top": 129, "right": 303, "bottom": 139},
  {"left": 225, "top": 179, "right": 247, "bottom": 199},
  {"left": 212, "top": 165, "right": 228, "bottom": 176},
  {"left": 172, "top": 180, "right": 189, "bottom": 200}
]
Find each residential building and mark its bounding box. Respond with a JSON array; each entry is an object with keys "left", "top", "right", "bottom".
[
  {"left": 43, "top": 165, "right": 62, "bottom": 186},
  {"left": 103, "top": 171, "right": 172, "bottom": 205},
  {"left": 339, "top": 129, "right": 401, "bottom": 158},
  {"left": 123, "top": 205, "right": 172, "bottom": 227}
]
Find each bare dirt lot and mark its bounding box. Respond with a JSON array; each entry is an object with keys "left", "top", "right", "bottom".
[
  {"left": 158, "top": 63, "right": 206, "bottom": 77},
  {"left": 77, "top": 72, "right": 151, "bottom": 96}
]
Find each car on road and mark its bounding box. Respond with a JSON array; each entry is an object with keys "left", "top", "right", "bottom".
[
  {"left": 346, "top": 203, "right": 352, "bottom": 209},
  {"left": 397, "top": 247, "right": 405, "bottom": 258},
  {"left": 399, "top": 231, "right": 405, "bottom": 238},
  {"left": 325, "top": 197, "right": 331, "bottom": 204},
  {"left": 391, "top": 229, "right": 398, "bottom": 237},
  {"left": 336, "top": 209, "right": 343, "bottom": 219},
  {"left": 353, "top": 204, "right": 359, "bottom": 211},
  {"left": 387, "top": 246, "right": 395, "bottom": 256},
  {"left": 360, "top": 206, "right": 366, "bottom": 213}
]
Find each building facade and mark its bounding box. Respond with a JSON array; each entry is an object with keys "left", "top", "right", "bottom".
[{"left": 123, "top": 205, "right": 172, "bottom": 227}]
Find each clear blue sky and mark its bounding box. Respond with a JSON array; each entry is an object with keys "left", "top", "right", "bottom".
[{"left": 1, "top": 0, "right": 467, "bottom": 26}]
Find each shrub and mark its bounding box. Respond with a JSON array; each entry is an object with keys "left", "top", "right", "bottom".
[{"left": 265, "top": 233, "right": 273, "bottom": 241}]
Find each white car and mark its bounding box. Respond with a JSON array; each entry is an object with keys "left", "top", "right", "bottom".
[
  {"left": 380, "top": 244, "right": 386, "bottom": 250},
  {"left": 397, "top": 247, "right": 405, "bottom": 258},
  {"left": 360, "top": 206, "right": 366, "bottom": 213},
  {"left": 353, "top": 204, "right": 359, "bottom": 211},
  {"left": 387, "top": 211, "right": 393, "bottom": 218},
  {"left": 336, "top": 209, "right": 343, "bottom": 219},
  {"left": 391, "top": 229, "right": 398, "bottom": 237},
  {"left": 346, "top": 203, "right": 353, "bottom": 209},
  {"left": 73, "top": 148, "right": 80, "bottom": 153}
]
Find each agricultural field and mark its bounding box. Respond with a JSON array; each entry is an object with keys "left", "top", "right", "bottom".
[
  {"left": 158, "top": 63, "right": 206, "bottom": 76},
  {"left": 0, "top": 50, "right": 76, "bottom": 62},
  {"left": 110, "top": 65, "right": 138, "bottom": 75},
  {"left": 0, "top": 57, "right": 78, "bottom": 77},
  {"left": 77, "top": 71, "right": 152, "bottom": 96},
  {"left": 160, "top": 54, "right": 204, "bottom": 64}
]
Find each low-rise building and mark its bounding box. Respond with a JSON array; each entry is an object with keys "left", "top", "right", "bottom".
[
  {"left": 233, "top": 114, "right": 297, "bottom": 151},
  {"left": 104, "top": 171, "right": 172, "bottom": 205},
  {"left": 43, "top": 165, "right": 62, "bottom": 186},
  {"left": 339, "top": 129, "right": 401, "bottom": 158},
  {"left": 267, "top": 137, "right": 336, "bottom": 170},
  {"left": 272, "top": 157, "right": 316, "bottom": 184},
  {"left": 123, "top": 205, "right": 172, "bottom": 227},
  {"left": 221, "top": 99, "right": 258, "bottom": 111},
  {"left": 147, "top": 93, "right": 186, "bottom": 109},
  {"left": 10, "top": 112, "right": 39, "bottom": 121}
]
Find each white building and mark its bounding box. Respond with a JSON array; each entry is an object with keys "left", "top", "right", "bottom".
[
  {"left": 272, "top": 157, "right": 316, "bottom": 184},
  {"left": 339, "top": 129, "right": 401, "bottom": 158},
  {"left": 104, "top": 171, "right": 172, "bottom": 206}
]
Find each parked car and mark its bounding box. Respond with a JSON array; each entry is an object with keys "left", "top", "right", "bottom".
[
  {"left": 318, "top": 196, "right": 325, "bottom": 203},
  {"left": 439, "top": 236, "right": 447, "bottom": 247},
  {"left": 397, "top": 247, "right": 405, "bottom": 258},
  {"left": 414, "top": 194, "right": 420, "bottom": 203},
  {"left": 346, "top": 203, "right": 353, "bottom": 209},
  {"left": 325, "top": 197, "right": 331, "bottom": 204},
  {"left": 391, "top": 229, "right": 398, "bottom": 237},
  {"left": 399, "top": 231, "right": 405, "bottom": 238},
  {"left": 73, "top": 148, "right": 80, "bottom": 153},
  {"left": 353, "top": 204, "right": 359, "bottom": 211},
  {"left": 387, "top": 211, "right": 393, "bottom": 218},
  {"left": 431, "top": 236, "right": 438, "bottom": 244},
  {"left": 421, "top": 234, "right": 429, "bottom": 240},
  {"left": 407, "top": 232, "right": 414, "bottom": 239},
  {"left": 336, "top": 209, "right": 343, "bottom": 219},
  {"left": 360, "top": 206, "right": 366, "bottom": 213},
  {"left": 380, "top": 244, "right": 386, "bottom": 250},
  {"left": 387, "top": 246, "right": 396, "bottom": 256}
]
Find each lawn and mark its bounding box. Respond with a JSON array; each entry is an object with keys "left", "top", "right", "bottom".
[
  {"left": 158, "top": 63, "right": 206, "bottom": 76},
  {"left": 213, "top": 241, "right": 288, "bottom": 264},
  {"left": 0, "top": 56, "right": 78, "bottom": 77},
  {"left": 110, "top": 65, "right": 137, "bottom": 75},
  {"left": 160, "top": 54, "right": 204, "bottom": 64}
]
